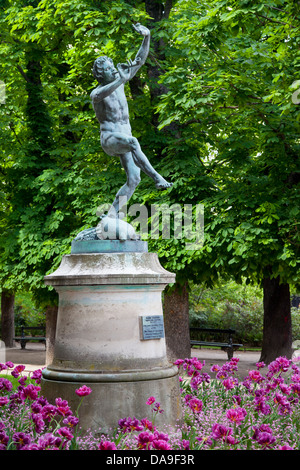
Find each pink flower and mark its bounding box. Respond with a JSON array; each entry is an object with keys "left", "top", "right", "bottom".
[
  {"left": 223, "top": 377, "right": 238, "bottom": 390},
  {"left": 226, "top": 407, "right": 247, "bottom": 425},
  {"left": 99, "top": 440, "right": 117, "bottom": 450},
  {"left": 118, "top": 417, "right": 143, "bottom": 433},
  {"left": 187, "top": 397, "right": 203, "bottom": 413},
  {"left": 211, "top": 424, "right": 238, "bottom": 445},
  {"left": 12, "top": 432, "right": 31, "bottom": 449},
  {"left": 141, "top": 418, "right": 155, "bottom": 431},
  {"left": 152, "top": 439, "right": 171, "bottom": 450},
  {"left": 31, "top": 413, "right": 45, "bottom": 433},
  {"left": 20, "top": 384, "right": 41, "bottom": 401},
  {"left": 5, "top": 361, "right": 14, "bottom": 368},
  {"left": 55, "top": 397, "right": 72, "bottom": 416},
  {"left": 256, "top": 432, "right": 276, "bottom": 449},
  {"left": 0, "top": 397, "right": 9, "bottom": 406},
  {"left": 137, "top": 431, "right": 154, "bottom": 449},
  {"left": 0, "top": 431, "right": 9, "bottom": 448},
  {"left": 41, "top": 404, "right": 57, "bottom": 422},
  {"left": 75, "top": 385, "right": 92, "bottom": 397},
  {"left": 31, "top": 369, "right": 43, "bottom": 383},
  {"left": 63, "top": 415, "right": 79, "bottom": 428},
  {"left": 0, "top": 378, "right": 13, "bottom": 392},
  {"left": 58, "top": 426, "right": 74, "bottom": 440},
  {"left": 248, "top": 370, "right": 265, "bottom": 383},
  {"left": 11, "top": 365, "right": 26, "bottom": 378},
  {"left": 255, "top": 361, "right": 266, "bottom": 369},
  {"left": 146, "top": 396, "right": 156, "bottom": 405}
]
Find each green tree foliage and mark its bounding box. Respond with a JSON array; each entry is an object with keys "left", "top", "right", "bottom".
[
  {"left": 152, "top": 0, "right": 299, "bottom": 362},
  {"left": 0, "top": 0, "right": 151, "bottom": 305},
  {"left": 155, "top": 0, "right": 299, "bottom": 286}
]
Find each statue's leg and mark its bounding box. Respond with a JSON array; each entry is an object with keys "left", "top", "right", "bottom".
[
  {"left": 107, "top": 152, "right": 141, "bottom": 216},
  {"left": 128, "top": 137, "right": 172, "bottom": 189},
  {"left": 101, "top": 132, "right": 172, "bottom": 190}
]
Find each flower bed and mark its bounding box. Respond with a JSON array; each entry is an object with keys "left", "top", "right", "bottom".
[{"left": 0, "top": 356, "right": 300, "bottom": 450}]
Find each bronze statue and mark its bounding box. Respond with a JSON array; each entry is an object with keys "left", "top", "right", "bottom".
[{"left": 91, "top": 23, "right": 172, "bottom": 218}]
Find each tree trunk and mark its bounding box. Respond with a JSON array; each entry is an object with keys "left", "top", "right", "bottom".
[
  {"left": 260, "top": 276, "right": 292, "bottom": 364},
  {"left": 45, "top": 305, "right": 58, "bottom": 366},
  {"left": 1, "top": 290, "right": 15, "bottom": 348},
  {"left": 163, "top": 282, "right": 191, "bottom": 362}
]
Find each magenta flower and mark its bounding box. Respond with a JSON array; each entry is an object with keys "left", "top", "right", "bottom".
[
  {"left": 31, "top": 413, "right": 45, "bottom": 433},
  {"left": 252, "top": 424, "right": 272, "bottom": 439},
  {"left": 146, "top": 396, "right": 156, "bottom": 405},
  {"left": 75, "top": 385, "right": 92, "bottom": 397},
  {"left": 187, "top": 397, "right": 203, "bottom": 413},
  {"left": 55, "top": 397, "right": 72, "bottom": 416},
  {"left": 248, "top": 370, "right": 265, "bottom": 383},
  {"left": 254, "top": 399, "right": 271, "bottom": 415},
  {"left": 0, "top": 377, "right": 13, "bottom": 393},
  {"left": 141, "top": 417, "right": 155, "bottom": 431},
  {"left": 211, "top": 423, "right": 233, "bottom": 440},
  {"left": 216, "top": 370, "right": 228, "bottom": 380},
  {"left": 0, "top": 431, "right": 9, "bottom": 448},
  {"left": 41, "top": 404, "right": 57, "bottom": 422},
  {"left": 5, "top": 361, "right": 14, "bottom": 368},
  {"left": 152, "top": 439, "right": 171, "bottom": 450},
  {"left": 153, "top": 430, "right": 169, "bottom": 441},
  {"left": 153, "top": 401, "right": 164, "bottom": 414},
  {"left": 256, "top": 432, "right": 276, "bottom": 449},
  {"left": 98, "top": 440, "right": 117, "bottom": 450},
  {"left": 11, "top": 364, "right": 26, "bottom": 378},
  {"left": 58, "top": 426, "right": 74, "bottom": 440},
  {"left": 63, "top": 415, "right": 79, "bottom": 428},
  {"left": 137, "top": 431, "right": 154, "bottom": 449},
  {"left": 232, "top": 395, "right": 242, "bottom": 406},
  {"left": 291, "top": 383, "right": 300, "bottom": 396},
  {"left": 118, "top": 417, "right": 143, "bottom": 433},
  {"left": 0, "top": 395, "right": 9, "bottom": 406},
  {"left": 255, "top": 361, "right": 266, "bottom": 369},
  {"left": 268, "top": 356, "right": 291, "bottom": 376},
  {"left": 222, "top": 377, "right": 238, "bottom": 390},
  {"left": 174, "top": 359, "right": 184, "bottom": 366},
  {"left": 12, "top": 431, "right": 31, "bottom": 449},
  {"left": 38, "top": 433, "right": 62, "bottom": 450},
  {"left": 226, "top": 407, "right": 247, "bottom": 425},
  {"left": 20, "top": 384, "right": 41, "bottom": 401},
  {"left": 31, "top": 369, "right": 43, "bottom": 383}
]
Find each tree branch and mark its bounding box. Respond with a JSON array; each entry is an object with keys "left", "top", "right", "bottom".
[{"left": 16, "top": 65, "right": 31, "bottom": 83}]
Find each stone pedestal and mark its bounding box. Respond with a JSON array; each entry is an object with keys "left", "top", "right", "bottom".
[{"left": 41, "top": 241, "right": 182, "bottom": 433}]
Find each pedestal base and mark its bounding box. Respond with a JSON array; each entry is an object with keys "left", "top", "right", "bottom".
[
  {"left": 41, "top": 245, "right": 182, "bottom": 433},
  {"left": 41, "top": 366, "right": 181, "bottom": 434}
]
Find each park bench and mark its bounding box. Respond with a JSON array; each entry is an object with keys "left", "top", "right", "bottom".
[
  {"left": 14, "top": 326, "right": 46, "bottom": 350},
  {"left": 190, "top": 327, "right": 243, "bottom": 360}
]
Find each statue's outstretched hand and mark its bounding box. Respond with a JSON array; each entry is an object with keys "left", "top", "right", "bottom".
[
  {"left": 117, "top": 62, "right": 131, "bottom": 82},
  {"left": 132, "top": 23, "right": 150, "bottom": 37}
]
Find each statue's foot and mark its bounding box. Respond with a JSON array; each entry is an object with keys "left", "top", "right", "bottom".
[{"left": 155, "top": 178, "right": 173, "bottom": 190}]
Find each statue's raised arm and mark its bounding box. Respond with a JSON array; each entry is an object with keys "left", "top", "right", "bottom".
[{"left": 128, "top": 23, "right": 150, "bottom": 79}]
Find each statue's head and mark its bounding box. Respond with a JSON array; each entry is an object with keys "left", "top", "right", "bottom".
[{"left": 92, "top": 56, "right": 115, "bottom": 83}]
